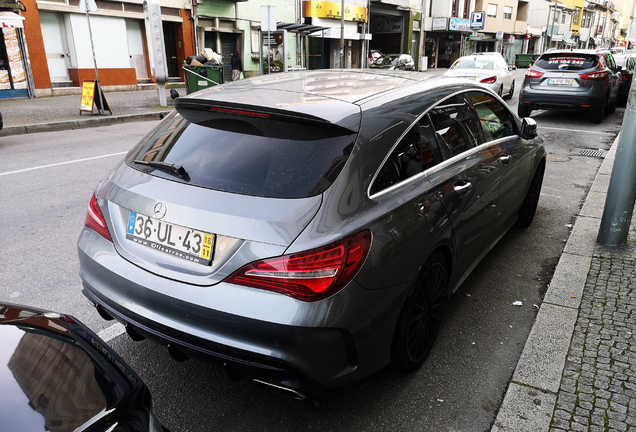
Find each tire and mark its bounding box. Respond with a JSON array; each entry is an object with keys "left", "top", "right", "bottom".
[
  {"left": 392, "top": 252, "right": 448, "bottom": 372},
  {"left": 518, "top": 105, "right": 532, "bottom": 118},
  {"left": 606, "top": 98, "right": 616, "bottom": 114},
  {"left": 618, "top": 94, "right": 628, "bottom": 107},
  {"left": 504, "top": 80, "right": 515, "bottom": 100},
  {"left": 589, "top": 104, "right": 604, "bottom": 123},
  {"left": 497, "top": 85, "right": 503, "bottom": 97},
  {"left": 516, "top": 163, "right": 545, "bottom": 228}
]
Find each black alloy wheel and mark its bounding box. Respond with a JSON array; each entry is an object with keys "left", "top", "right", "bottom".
[
  {"left": 498, "top": 85, "right": 503, "bottom": 96},
  {"left": 392, "top": 252, "right": 448, "bottom": 371},
  {"left": 505, "top": 80, "right": 515, "bottom": 100}
]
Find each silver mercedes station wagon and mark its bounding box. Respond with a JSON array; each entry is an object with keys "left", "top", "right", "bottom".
[{"left": 78, "top": 70, "right": 545, "bottom": 398}]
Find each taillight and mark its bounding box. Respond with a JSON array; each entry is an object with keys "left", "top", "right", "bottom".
[
  {"left": 480, "top": 76, "right": 498, "bottom": 84},
  {"left": 623, "top": 72, "right": 632, "bottom": 81},
  {"left": 579, "top": 70, "right": 608, "bottom": 80},
  {"left": 525, "top": 69, "right": 544, "bottom": 78},
  {"left": 225, "top": 230, "right": 371, "bottom": 301},
  {"left": 85, "top": 193, "right": 112, "bottom": 242}
]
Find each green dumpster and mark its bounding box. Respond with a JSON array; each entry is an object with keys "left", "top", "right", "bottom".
[
  {"left": 515, "top": 53, "right": 535, "bottom": 68},
  {"left": 183, "top": 64, "right": 224, "bottom": 94}
]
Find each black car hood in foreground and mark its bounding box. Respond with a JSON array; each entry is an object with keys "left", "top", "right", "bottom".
[{"left": 0, "top": 303, "right": 160, "bottom": 432}]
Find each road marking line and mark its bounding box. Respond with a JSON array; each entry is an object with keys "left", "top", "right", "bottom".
[
  {"left": 539, "top": 126, "right": 615, "bottom": 136},
  {"left": 97, "top": 322, "right": 126, "bottom": 342},
  {"left": 0, "top": 152, "right": 127, "bottom": 176}
]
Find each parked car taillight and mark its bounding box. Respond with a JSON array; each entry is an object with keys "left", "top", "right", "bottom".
[
  {"left": 225, "top": 230, "right": 371, "bottom": 301},
  {"left": 85, "top": 193, "right": 112, "bottom": 242},
  {"left": 480, "top": 76, "right": 498, "bottom": 84},
  {"left": 623, "top": 72, "right": 633, "bottom": 81},
  {"left": 579, "top": 70, "right": 608, "bottom": 80},
  {"left": 525, "top": 69, "right": 544, "bottom": 78}
]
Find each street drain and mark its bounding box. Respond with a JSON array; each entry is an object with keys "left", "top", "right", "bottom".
[
  {"left": 573, "top": 148, "right": 607, "bottom": 158},
  {"left": 546, "top": 153, "right": 570, "bottom": 162}
]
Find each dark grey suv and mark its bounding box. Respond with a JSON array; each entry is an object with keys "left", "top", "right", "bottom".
[
  {"left": 78, "top": 70, "right": 545, "bottom": 398},
  {"left": 518, "top": 49, "right": 622, "bottom": 123}
]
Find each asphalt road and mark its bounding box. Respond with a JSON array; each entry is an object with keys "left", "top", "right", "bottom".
[{"left": 0, "top": 68, "right": 624, "bottom": 431}]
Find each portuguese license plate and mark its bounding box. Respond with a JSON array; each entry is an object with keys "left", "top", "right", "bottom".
[
  {"left": 548, "top": 78, "right": 573, "bottom": 85},
  {"left": 458, "top": 76, "right": 476, "bottom": 80},
  {"left": 126, "top": 211, "right": 214, "bottom": 265}
]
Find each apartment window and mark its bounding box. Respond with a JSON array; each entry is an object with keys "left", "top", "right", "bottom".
[
  {"left": 573, "top": 7, "right": 581, "bottom": 25},
  {"left": 487, "top": 4, "right": 497, "bottom": 18},
  {"left": 503, "top": 6, "right": 513, "bottom": 19},
  {"left": 582, "top": 13, "right": 592, "bottom": 27},
  {"left": 562, "top": 13, "right": 567, "bottom": 24}
]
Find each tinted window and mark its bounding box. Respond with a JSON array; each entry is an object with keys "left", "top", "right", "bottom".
[
  {"left": 429, "top": 94, "right": 481, "bottom": 156},
  {"left": 370, "top": 117, "right": 442, "bottom": 195},
  {"left": 450, "top": 58, "right": 494, "bottom": 70},
  {"left": 535, "top": 54, "right": 598, "bottom": 70},
  {"left": 468, "top": 92, "right": 517, "bottom": 141},
  {"left": 126, "top": 111, "right": 356, "bottom": 199}
]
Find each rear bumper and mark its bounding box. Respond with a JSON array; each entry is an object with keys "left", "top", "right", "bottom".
[
  {"left": 78, "top": 228, "right": 404, "bottom": 394},
  {"left": 519, "top": 90, "right": 605, "bottom": 111}
]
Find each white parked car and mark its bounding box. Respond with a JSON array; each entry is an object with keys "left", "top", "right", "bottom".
[{"left": 443, "top": 52, "right": 516, "bottom": 99}]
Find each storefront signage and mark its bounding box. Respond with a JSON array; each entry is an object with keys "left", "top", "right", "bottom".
[
  {"left": 80, "top": 80, "right": 111, "bottom": 115},
  {"left": 432, "top": 18, "right": 447, "bottom": 31},
  {"left": 449, "top": 18, "right": 470, "bottom": 32},
  {"left": 302, "top": 1, "right": 367, "bottom": 23},
  {"left": 371, "top": 15, "right": 403, "bottom": 33}
]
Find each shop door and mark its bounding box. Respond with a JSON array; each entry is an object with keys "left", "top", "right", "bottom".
[
  {"left": 220, "top": 33, "right": 236, "bottom": 82},
  {"left": 40, "top": 12, "right": 70, "bottom": 83},
  {"left": 162, "top": 22, "right": 179, "bottom": 78},
  {"left": 126, "top": 20, "right": 148, "bottom": 80}
]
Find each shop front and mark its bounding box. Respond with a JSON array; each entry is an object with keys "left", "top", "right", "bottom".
[
  {"left": 426, "top": 17, "right": 470, "bottom": 68},
  {"left": 0, "top": 11, "right": 34, "bottom": 98}
]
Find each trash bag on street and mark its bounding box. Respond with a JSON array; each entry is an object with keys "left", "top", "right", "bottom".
[{"left": 186, "top": 55, "right": 208, "bottom": 65}]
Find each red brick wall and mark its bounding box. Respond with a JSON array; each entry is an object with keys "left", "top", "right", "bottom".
[
  {"left": 21, "top": 0, "right": 51, "bottom": 89},
  {"left": 68, "top": 68, "right": 137, "bottom": 87}
]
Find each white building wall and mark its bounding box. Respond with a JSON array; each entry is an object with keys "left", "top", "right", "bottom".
[{"left": 69, "top": 14, "right": 131, "bottom": 69}]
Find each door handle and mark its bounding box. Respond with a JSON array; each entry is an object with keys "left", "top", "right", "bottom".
[
  {"left": 499, "top": 154, "right": 512, "bottom": 165},
  {"left": 453, "top": 180, "right": 473, "bottom": 197}
]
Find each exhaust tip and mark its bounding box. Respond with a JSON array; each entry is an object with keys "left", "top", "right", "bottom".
[{"left": 253, "top": 379, "right": 307, "bottom": 400}]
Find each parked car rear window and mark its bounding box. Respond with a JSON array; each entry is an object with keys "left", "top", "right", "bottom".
[
  {"left": 535, "top": 54, "right": 598, "bottom": 70},
  {"left": 126, "top": 111, "right": 357, "bottom": 199}
]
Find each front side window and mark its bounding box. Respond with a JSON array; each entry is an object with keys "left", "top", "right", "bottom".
[
  {"left": 468, "top": 92, "right": 517, "bottom": 141},
  {"left": 428, "top": 94, "right": 481, "bottom": 156}
]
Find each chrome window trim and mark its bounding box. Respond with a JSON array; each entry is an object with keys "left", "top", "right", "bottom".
[
  {"left": 368, "top": 88, "right": 479, "bottom": 199},
  {"left": 368, "top": 87, "right": 520, "bottom": 201}
]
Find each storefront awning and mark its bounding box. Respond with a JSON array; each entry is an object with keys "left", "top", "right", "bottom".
[
  {"left": 562, "top": 36, "right": 575, "bottom": 45},
  {"left": 0, "top": 12, "right": 24, "bottom": 29},
  {"left": 269, "top": 22, "right": 330, "bottom": 35}
]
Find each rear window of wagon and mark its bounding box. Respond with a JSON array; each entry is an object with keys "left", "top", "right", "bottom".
[
  {"left": 535, "top": 54, "right": 598, "bottom": 71},
  {"left": 126, "top": 111, "right": 357, "bottom": 199}
]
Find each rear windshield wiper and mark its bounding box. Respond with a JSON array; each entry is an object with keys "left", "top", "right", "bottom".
[{"left": 133, "top": 160, "right": 189, "bottom": 179}]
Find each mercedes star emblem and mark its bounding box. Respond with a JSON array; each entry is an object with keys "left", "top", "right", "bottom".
[{"left": 153, "top": 202, "right": 167, "bottom": 219}]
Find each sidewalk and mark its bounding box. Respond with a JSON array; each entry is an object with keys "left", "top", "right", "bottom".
[
  {"left": 492, "top": 134, "right": 636, "bottom": 432},
  {"left": 0, "top": 85, "right": 181, "bottom": 136}
]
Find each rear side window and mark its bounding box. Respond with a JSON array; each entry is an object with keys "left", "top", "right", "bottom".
[
  {"left": 429, "top": 94, "right": 482, "bottom": 156},
  {"left": 535, "top": 54, "right": 598, "bottom": 70},
  {"left": 370, "top": 116, "right": 442, "bottom": 195},
  {"left": 126, "top": 111, "right": 357, "bottom": 199},
  {"left": 468, "top": 92, "right": 517, "bottom": 141}
]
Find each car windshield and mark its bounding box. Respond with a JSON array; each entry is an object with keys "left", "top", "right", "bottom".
[
  {"left": 450, "top": 59, "right": 494, "bottom": 70},
  {"left": 126, "top": 111, "right": 357, "bottom": 199},
  {"left": 373, "top": 55, "right": 399, "bottom": 66},
  {"left": 535, "top": 54, "right": 598, "bottom": 70}
]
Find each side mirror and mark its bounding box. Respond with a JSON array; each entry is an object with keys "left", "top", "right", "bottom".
[{"left": 520, "top": 117, "right": 538, "bottom": 140}]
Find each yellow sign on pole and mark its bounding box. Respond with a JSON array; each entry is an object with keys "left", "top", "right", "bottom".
[{"left": 80, "top": 80, "right": 95, "bottom": 114}]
